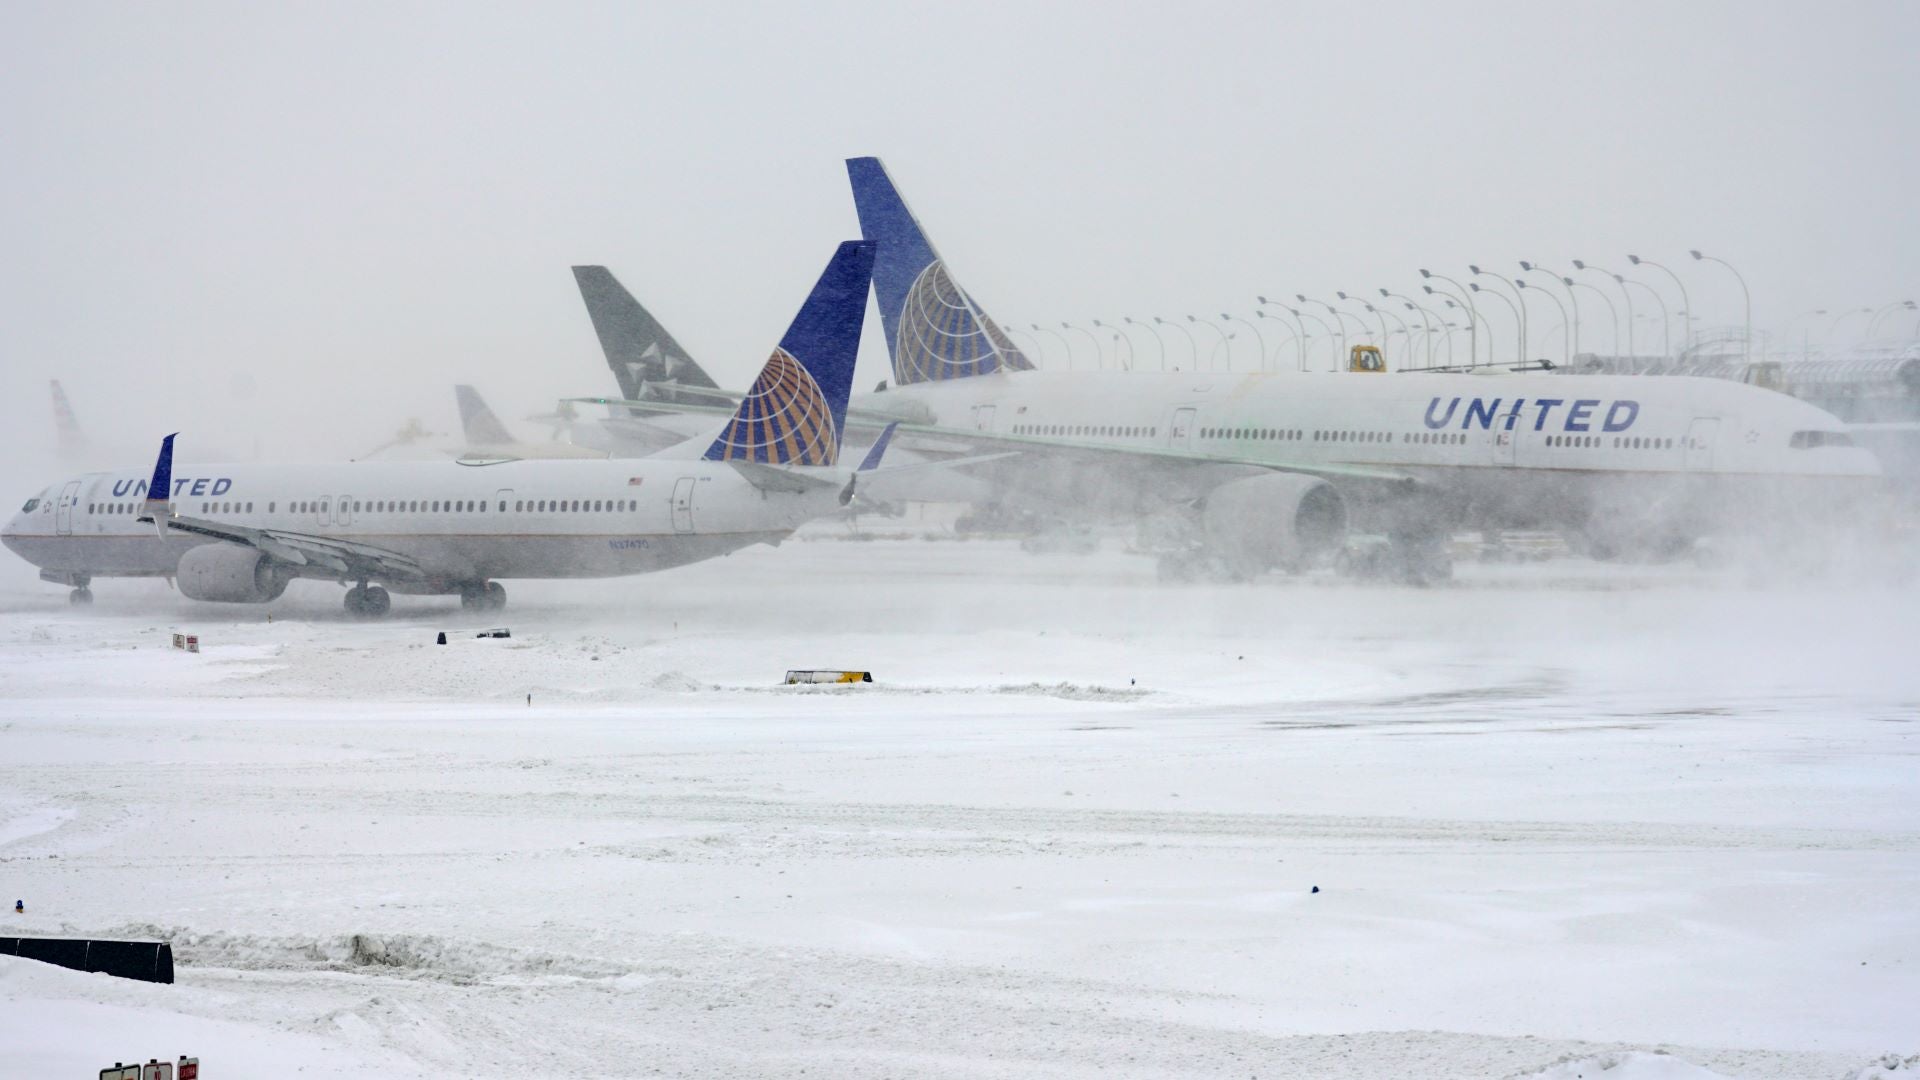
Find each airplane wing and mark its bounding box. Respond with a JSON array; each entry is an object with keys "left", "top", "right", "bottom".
[
  {"left": 134, "top": 434, "right": 429, "bottom": 583},
  {"left": 140, "top": 511, "right": 431, "bottom": 582}
]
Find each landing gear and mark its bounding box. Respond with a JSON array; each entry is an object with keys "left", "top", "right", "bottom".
[
  {"left": 459, "top": 581, "right": 506, "bottom": 612},
  {"left": 68, "top": 587, "right": 93, "bottom": 606},
  {"left": 345, "top": 582, "right": 392, "bottom": 618}
]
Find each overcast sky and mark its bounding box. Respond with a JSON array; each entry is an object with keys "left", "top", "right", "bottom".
[{"left": 3, "top": 1, "right": 1916, "bottom": 467}]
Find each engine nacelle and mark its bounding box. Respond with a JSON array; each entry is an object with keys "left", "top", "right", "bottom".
[
  {"left": 1201, "top": 472, "right": 1347, "bottom": 574},
  {"left": 176, "top": 542, "right": 291, "bottom": 603}
]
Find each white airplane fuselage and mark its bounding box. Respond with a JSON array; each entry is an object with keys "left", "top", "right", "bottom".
[
  {"left": 856, "top": 369, "right": 1880, "bottom": 541},
  {"left": 4, "top": 456, "right": 844, "bottom": 591}
]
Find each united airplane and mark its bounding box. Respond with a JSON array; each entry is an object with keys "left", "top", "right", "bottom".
[
  {"left": 3, "top": 241, "right": 895, "bottom": 614},
  {"left": 837, "top": 157, "right": 1881, "bottom": 578}
]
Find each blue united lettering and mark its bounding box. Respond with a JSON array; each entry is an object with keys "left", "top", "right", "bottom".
[
  {"left": 1422, "top": 397, "right": 1639, "bottom": 434},
  {"left": 110, "top": 476, "right": 235, "bottom": 498}
]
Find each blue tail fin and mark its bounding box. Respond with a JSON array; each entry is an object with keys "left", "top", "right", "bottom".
[
  {"left": 846, "top": 157, "right": 1033, "bottom": 386},
  {"left": 142, "top": 433, "right": 177, "bottom": 534},
  {"left": 703, "top": 241, "right": 874, "bottom": 467},
  {"left": 857, "top": 422, "right": 901, "bottom": 472}
]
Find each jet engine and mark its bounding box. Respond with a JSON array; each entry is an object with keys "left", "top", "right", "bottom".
[
  {"left": 1201, "top": 472, "right": 1347, "bottom": 574},
  {"left": 176, "top": 542, "right": 291, "bottom": 603}
]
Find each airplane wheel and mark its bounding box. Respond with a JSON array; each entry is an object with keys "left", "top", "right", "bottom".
[
  {"left": 362, "top": 585, "right": 391, "bottom": 617},
  {"left": 459, "top": 585, "right": 484, "bottom": 611},
  {"left": 69, "top": 587, "right": 93, "bottom": 606},
  {"left": 483, "top": 581, "right": 506, "bottom": 611}
]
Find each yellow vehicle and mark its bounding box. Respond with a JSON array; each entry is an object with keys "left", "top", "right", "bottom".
[{"left": 1348, "top": 344, "right": 1386, "bottom": 373}]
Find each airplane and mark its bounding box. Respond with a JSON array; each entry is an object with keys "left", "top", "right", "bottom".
[
  {"left": 827, "top": 156, "right": 1882, "bottom": 579},
  {"left": 3, "top": 241, "right": 895, "bottom": 615}
]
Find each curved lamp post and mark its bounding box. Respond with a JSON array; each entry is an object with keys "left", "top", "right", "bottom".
[
  {"left": 1290, "top": 307, "right": 1339, "bottom": 371},
  {"left": 1564, "top": 276, "right": 1621, "bottom": 356},
  {"left": 1188, "top": 315, "right": 1233, "bottom": 371},
  {"left": 1295, "top": 294, "right": 1353, "bottom": 370},
  {"left": 1519, "top": 262, "right": 1580, "bottom": 358},
  {"left": 1628, "top": 254, "right": 1693, "bottom": 353},
  {"left": 1223, "top": 313, "right": 1270, "bottom": 370},
  {"left": 1256, "top": 311, "right": 1300, "bottom": 372},
  {"left": 1032, "top": 324, "right": 1075, "bottom": 371},
  {"left": 1380, "top": 288, "right": 1435, "bottom": 369},
  {"left": 1154, "top": 316, "right": 1199, "bottom": 370},
  {"left": 1062, "top": 321, "right": 1105, "bottom": 369},
  {"left": 1468, "top": 265, "right": 1528, "bottom": 366},
  {"left": 1091, "top": 319, "right": 1134, "bottom": 371},
  {"left": 1122, "top": 316, "right": 1168, "bottom": 370},
  {"left": 1003, "top": 324, "right": 1046, "bottom": 365},
  {"left": 1689, "top": 250, "right": 1751, "bottom": 361},
  {"left": 1515, "top": 278, "right": 1570, "bottom": 365},
  {"left": 1337, "top": 290, "right": 1392, "bottom": 365},
  {"left": 1573, "top": 260, "right": 1636, "bottom": 357},
  {"left": 1469, "top": 282, "right": 1521, "bottom": 367},
  {"left": 1866, "top": 300, "right": 1918, "bottom": 339},
  {"left": 1418, "top": 270, "right": 1480, "bottom": 367},
  {"left": 1258, "top": 296, "right": 1317, "bottom": 371}
]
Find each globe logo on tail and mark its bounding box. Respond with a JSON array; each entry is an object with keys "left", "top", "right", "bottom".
[
  {"left": 705, "top": 347, "right": 839, "bottom": 466},
  {"left": 895, "top": 261, "right": 1034, "bottom": 384}
]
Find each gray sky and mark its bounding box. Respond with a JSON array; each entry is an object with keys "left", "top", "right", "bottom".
[{"left": 3, "top": 0, "right": 1916, "bottom": 468}]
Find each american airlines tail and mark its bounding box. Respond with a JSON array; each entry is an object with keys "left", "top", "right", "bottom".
[
  {"left": 453, "top": 384, "right": 517, "bottom": 446},
  {"left": 571, "top": 265, "right": 724, "bottom": 406},
  {"left": 846, "top": 156, "right": 1033, "bottom": 386},
  {"left": 699, "top": 240, "right": 875, "bottom": 467},
  {"left": 50, "top": 380, "right": 86, "bottom": 458}
]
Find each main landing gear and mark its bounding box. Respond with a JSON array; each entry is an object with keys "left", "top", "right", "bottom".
[
  {"left": 344, "top": 582, "right": 392, "bottom": 618},
  {"left": 459, "top": 580, "right": 506, "bottom": 613},
  {"left": 69, "top": 585, "right": 93, "bottom": 606}
]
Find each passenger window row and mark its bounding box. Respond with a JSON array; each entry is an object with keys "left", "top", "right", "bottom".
[
  {"left": 1206, "top": 427, "right": 1304, "bottom": 441},
  {"left": 1013, "top": 424, "right": 1159, "bottom": 438}
]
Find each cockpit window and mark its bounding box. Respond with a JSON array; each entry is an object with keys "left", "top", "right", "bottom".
[
  {"left": 1789, "top": 431, "right": 1854, "bottom": 449},
  {"left": 21, "top": 499, "right": 38, "bottom": 512}
]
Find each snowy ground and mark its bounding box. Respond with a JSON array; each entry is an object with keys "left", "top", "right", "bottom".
[{"left": 2, "top": 531, "right": 1917, "bottom": 1078}]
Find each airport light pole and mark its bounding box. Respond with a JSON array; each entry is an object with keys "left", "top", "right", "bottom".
[
  {"left": 1337, "top": 291, "right": 1391, "bottom": 364},
  {"left": 1364, "top": 301, "right": 1413, "bottom": 369},
  {"left": 1418, "top": 270, "right": 1479, "bottom": 367},
  {"left": 1155, "top": 316, "right": 1199, "bottom": 370},
  {"left": 1615, "top": 277, "right": 1670, "bottom": 358},
  {"left": 1572, "top": 260, "right": 1636, "bottom": 357},
  {"left": 1188, "top": 315, "right": 1233, "bottom": 371},
  {"left": 1519, "top": 262, "right": 1579, "bottom": 359},
  {"left": 1224, "top": 313, "right": 1270, "bottom": 370},
  {"left": 1092, "top": 319, "right": 1136, "bottom": 371},
  {"left": 1379, "top": 289, "right": 1435, "bottom": 369},
  {"left": 1033, "top": 324, "right": 1076, "bottom": 371},
  {"left": 1467, "top": 266, "right": 1527, "bottom": 367},
  {"left": 1256, "top": 311, "right": 1301, "bottom": 371},
  {"left": 1123, "top": 316, "right": 1168, "bottom": 370},
  {"left": 1290, "top": 307, "right": 1338, "bottom": 371},
  {"left": 1003, "top": 324, "right": 1046, "bottom": 365},
  {"left": 1063, "top": 321, "right": 1105, "bottom": 369},
  {"left": 1469, "top": 282, "right": 1521, "bottom": 367},
  {"left": 1865, "top": 300, "right": 1918, "bottom": 339},
  {"left": 1628, "top": 255, "right": 1693, "bottom": 354},
  {"left": 1563, "top": 277, "right": 1621, "bottom": 357},
  {"left": 1689, "top": 250, "right": 1751, "bottom": 362},
  {"left": 1295, "top": 294, "right": 1352, "bottom": 370},
  {"left": 1515, "top": 278, "right": 1571, "bottom": 365},
  {"left": 1256, "top": 296, "right": 1315, "bottom": 371}
]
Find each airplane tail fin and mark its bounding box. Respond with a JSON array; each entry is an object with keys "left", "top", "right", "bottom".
[
  {"left": 454, "top": 385, "right": 516, "bottom": 446},
  {"left": 703, "top": 241, "right": 874, "bottom": 467},
  {"left": 50, "top": 380, "right": 86, "bottom": 457},
  {"left": 846, "top": 156, "right": 1033, "bottom": 386},
  {"left": 140, "top": 433, "right": 177, "bottom": 536},
  {"left": 572, "top": 266, "right": 723, "bottom": 406}
]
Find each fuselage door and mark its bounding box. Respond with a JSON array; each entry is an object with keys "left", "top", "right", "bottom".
[
  {"left": 335, "top": 494, "right": 354, "bottom": 526},
  {"left": 1684, "top": 418, "right": 1719, "bottom": 470},
  {"left": 54, "top": 480, "right": 79, "bottom": 535},
  {"left": 971, "top": 404, "right": 996, "bottom": 431},
  {"left": 494, "top": 488, "right": 515, "bottom": 514},
  {"left": 1494, "top": 427, "right": 1517, "bottom": 465},
  {"left": 1169, "top": 407, "right": 1197, "bottom": 449},
  {"left": 671, "top": 477, "right": 696, "bottom": 533}
]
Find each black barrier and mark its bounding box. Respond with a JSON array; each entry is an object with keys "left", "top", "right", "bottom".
[{"left": 1, "top": 938, "right": 174, "bottom": 984}]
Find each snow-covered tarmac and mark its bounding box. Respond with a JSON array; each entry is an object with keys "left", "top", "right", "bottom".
[{"left": 2, "top": 533, "right": 1916, "bottom": 1078}]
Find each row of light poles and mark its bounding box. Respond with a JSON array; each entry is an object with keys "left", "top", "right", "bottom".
[{"left": 1009, "top": 253, "right": 1914, "bottom": 374}]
